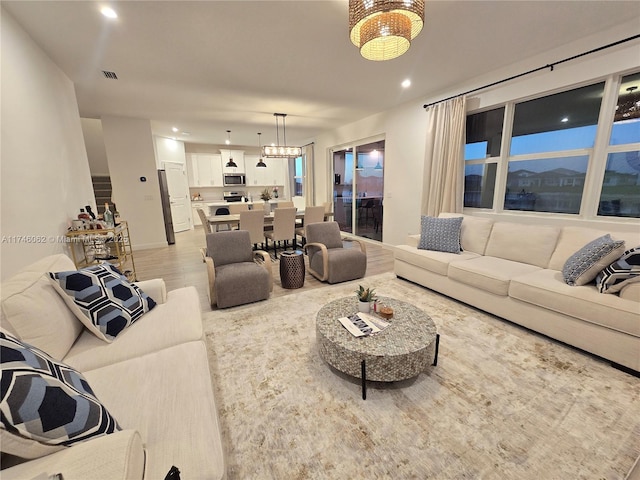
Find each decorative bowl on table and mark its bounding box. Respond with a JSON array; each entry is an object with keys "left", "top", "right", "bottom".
[{"left": 379, "top": 306, "right": 394, "bottom": 319}]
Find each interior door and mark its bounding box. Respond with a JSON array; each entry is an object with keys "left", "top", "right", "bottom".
[{"left": 164, "top": 162, "right": 191, "bottom": 232}]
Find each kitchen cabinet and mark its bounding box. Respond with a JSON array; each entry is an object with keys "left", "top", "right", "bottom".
[
  {"left": 220, "top": 149, "right": 245, "bottom": 174},
  {"left": 187, "top": 154, "right": 223, "bottom": 187},
  {"left": 246, "top": 156, "right": 286, "bottom": 186},
  {"left": 191, "top": 201, "right": 206, "bottom": 226}
]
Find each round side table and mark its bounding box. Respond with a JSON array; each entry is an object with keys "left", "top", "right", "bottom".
[{"left": 279, "top": 250, "right": 305, "bottom": 289}]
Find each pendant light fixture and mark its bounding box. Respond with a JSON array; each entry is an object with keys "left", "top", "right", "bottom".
[
  {"left": 262, "top": 113, "right": 302, "bottom": 158},
  {"left": 349, "top": 0, "right": 425, "bottom": 61},
  {"left": 224, "top": 130, "right": 237, "bottom": 167},
  {"left": 256, "top": 133, "right": 267, "bottom": 168}
]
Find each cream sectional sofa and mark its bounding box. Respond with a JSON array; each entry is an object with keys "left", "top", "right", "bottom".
[
  {"left": 1, "top": 254, "right": 225, "bottom": 479},
  {"left": 394, "top": 214, "right": 640, "bottom": 373}
]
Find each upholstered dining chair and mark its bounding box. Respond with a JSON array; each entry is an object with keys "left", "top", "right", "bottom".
[
  {"left": 240, "top": 209, "right": 266, "bottom": 249},
  {"left": 228, "top": 203, "right": 249, "bottom": 214},
  {"left": 202, "top": 230, "right": 272, "bottom": 309},
  {"left": 197, "top": 208, "right": 212, "bottom": 234},
  {"left": 295, "top": 205, "right": 326, "bottom": 247},
  {"left": 213, "top": 206, "right": 232, "bottom": 232},
  {"left": 264, "top": 207, "right": 296, "bottom": 258},
  {"left": 304, "top": 221, "right": 367, "bottom": 284},
  {"left": 276, "top": 201, "right": 294, "bottom": 209}
]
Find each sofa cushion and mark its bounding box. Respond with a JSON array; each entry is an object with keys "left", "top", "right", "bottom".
[
  {"left": 214, "top": 262, "right": 271, "bottom": 308},
  {"left": 63, "top": 286, "right": 204, "bottom": 372},
  {"left": 0, "top": 333, "right": 120, "bottom": 459},
  {"left": 1, "top": 254, "right": 84, "bottom": 360},
  {"left": 0, "top": 429, "right": 145, "bottom": 480},
  {"left": 620, "top": 282, "right": 640, "bottom": 301},
  {"left": 549, "top": 227, "right": 622, "bottom": 271},
  {"left": 595, "top": 247, "right": 640, "bottom": 294},
  {"left": 484, "top": 222, "right": 560, "bottom": 268},
  {"left": 439, "top": 213, "right": 494, "bottom": 255},
  {"left": 448, "top": 256, "right": 542, "bottom": 296},
  {"left": 509, "top": 269, "right": 640, "bottom": 337},
  {"left": 418, "top": 216, "right": 463, "bottom": 253},
  {"left": 395, "top": 245, "right": 480, "bottom": 276},
  {"left": 562, "top": 234, "right": 625, "bottom": 286},
  {"left": 83, "top": 341, "right": 226, "bottom": 480},
  {"left": 49, "top": 263, "right": 156, "bottom": 342}
]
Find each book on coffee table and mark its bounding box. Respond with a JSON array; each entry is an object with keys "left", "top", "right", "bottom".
[{"left": 338, "top": 312, "right": 390, "bottom": 337}]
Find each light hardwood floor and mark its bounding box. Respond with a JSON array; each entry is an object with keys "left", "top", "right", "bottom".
[{"left": 134, "top": 226, "right": 395, "bottom": 311}]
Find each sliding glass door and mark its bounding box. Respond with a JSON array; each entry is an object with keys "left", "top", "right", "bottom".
[{"left": 332, "top": 140, "right": 384, "bottom": 241}]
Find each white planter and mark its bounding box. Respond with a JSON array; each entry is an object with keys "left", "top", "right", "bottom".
[{"left": 358, "top": 301, "right": 370, "bottom": 313}]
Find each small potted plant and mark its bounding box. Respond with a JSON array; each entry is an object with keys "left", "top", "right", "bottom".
[
  {"left": 355, "top": 285, "right": 376, "bottom": 313},
  {"left": 260, "top": 188, "right": 272, "bottom": 202}
]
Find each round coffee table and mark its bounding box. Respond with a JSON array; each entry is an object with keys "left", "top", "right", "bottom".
[{"left": 316, "top": 296, "right": 439, "bottom": 399}]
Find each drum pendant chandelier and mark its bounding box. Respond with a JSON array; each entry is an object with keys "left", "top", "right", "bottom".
[{"left": 349, "top": 0, "right": 425, "bottom": 61}]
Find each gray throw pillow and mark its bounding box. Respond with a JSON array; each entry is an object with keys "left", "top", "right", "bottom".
[
  {"left": 418, "top": 216, "right": 463, "bottom": 254},
  {"left": 562, "top": 234, "right": 625, "bottom": 286}
]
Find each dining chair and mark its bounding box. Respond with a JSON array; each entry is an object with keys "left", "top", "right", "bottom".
[
  {"left": 240, "top": 209, "right": 266, "bottom": 250},
  {"left": 264, "top": 207, "right": 296, "bottom": 258},
  {"left": 214, "top": 206, "right": 231, "bottom": 231},
  {"left": 228, "top": 203, "right": 249, "bottom": 214},
  {"left": 197, "top": 208, "right": 212, "bottom": 234},
  {"left": 304, "top": 221, "right": 367, "bottom": 284},
  {"left": 276, "top": 201, "right": 294, "bottom": 209},
  {"left": 202, "top": 230, "right": 272, "bottom": 309},
  {"left": 295, "top": 205, "right": 326, "bottom": 247}
]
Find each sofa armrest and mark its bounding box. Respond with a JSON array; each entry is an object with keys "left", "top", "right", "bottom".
[
  {"left": 204, "top": 256, "right": 217, "bottom": 307},
  {"left": 132, "top": 279, "right": 167, "bottom": 304},
  {"left": 342, "top": 236, "right": 367, "bottom": 255},
  {"left": 304, "top": 242, "right": 329, "bottom": 281},
  {"left": 1, "top": 430, "right": 145, "bottom": 480},
  {"left": 254, "top": 250, "right": 274, "bottom": 292},
  {"left": 406, "top": 234, "right": 420, "bottom": 248}
]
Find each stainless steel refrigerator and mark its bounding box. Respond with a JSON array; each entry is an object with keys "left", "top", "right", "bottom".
[{"left": 157, "top": 170, "right": 176, "bottom": 245}]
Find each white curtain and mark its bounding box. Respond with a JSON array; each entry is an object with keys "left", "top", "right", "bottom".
[
  {"left": 421, "top": 96, "right": 467, "bottom": 216},
  {"left": 303, "top": 143, "right": 314, "bottom": 207}
]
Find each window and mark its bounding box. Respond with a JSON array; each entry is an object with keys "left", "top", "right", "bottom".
[
  {"left": 598, "top": 71, "right": 640, "bottom": 217},
  {"left": 463, "top": 71, "right": 640, "bottom": 219},
  {"left": 464, "top": 107, "right": 504, "bottom": 208}
]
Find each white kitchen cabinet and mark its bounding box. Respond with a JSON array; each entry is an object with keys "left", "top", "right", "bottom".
[
  {"left": 191, "top": 201, "right": 206, "bottom": 226},
  {"left": 187, "top": 154, "right": 223, "bottom": 187},
  {"left": 246, "top": 156, "right": 286, "bottom": 186},
  {"left": 220, "top": 149, "right": 245, "bottom": 174}
]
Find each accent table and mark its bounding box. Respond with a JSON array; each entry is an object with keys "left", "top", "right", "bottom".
[
  {"left": 316, "top": 296, "right": 439, "bottom": 399},
  {"left": 279, "top": 250, "right": 305, "bottom": 289}
]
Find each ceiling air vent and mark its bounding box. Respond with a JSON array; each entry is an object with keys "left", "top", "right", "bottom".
[{"left": 102, "top": 70, "right": 118, "bottom": 80}]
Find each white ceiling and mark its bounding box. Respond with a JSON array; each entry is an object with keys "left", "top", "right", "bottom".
[{"left": 3, "top": 1, "right": 638, "bottom": 147}]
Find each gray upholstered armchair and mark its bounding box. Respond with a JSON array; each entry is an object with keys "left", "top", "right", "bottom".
[
  {"left": 304, "top": 221, "right": 367, "bottom": 284},
  {"left": 202, "top": 230, "right": 273, "bottom": 308}
]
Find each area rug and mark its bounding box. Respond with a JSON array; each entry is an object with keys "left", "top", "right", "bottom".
[{"left": 202, "top": 273, "right": 640, "bottom": 479}]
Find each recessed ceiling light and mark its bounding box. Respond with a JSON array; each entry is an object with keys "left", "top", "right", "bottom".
[
  {"left": 561, "top": 117, "right": 569, "bottom": 123},
  {"left": 181, "top": 132, "right": 191, "bottom": 136},
  {"left": 100, "top": 7, "right": 118, "bottom": 19},
  {"left": 172, "top": 127, "right": 178, "bottom": 132},
  {"left": 401, "top": 79, "right": 411, "bottom": 88}
]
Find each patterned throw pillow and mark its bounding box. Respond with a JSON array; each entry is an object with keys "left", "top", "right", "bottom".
[
  {"left": 596, "top": 246, "right": 640, "bottom": 294},
  {"left": 49, "top": 263, "right": 156, "bottom": 342},
  {"left": 418, "top": 216, "right": 463, "bottom": 254},
  {"left": 0, "top": 332, "right": 120, "bottom": 459},
  {"left": 562, "top": 234, "right": 626, "bottom": 286}
]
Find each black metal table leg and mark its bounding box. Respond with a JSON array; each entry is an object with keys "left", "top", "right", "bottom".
[
  {"left": 361, "top": 359, "right": 367, "bottom": 400},
  {"left": 432, "top": 333, "right": 440, "bottom": 366}
]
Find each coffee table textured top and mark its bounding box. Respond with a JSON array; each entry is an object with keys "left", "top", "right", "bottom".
[{"left": 316, "top": 296, "right": 437, "bottom": 381}]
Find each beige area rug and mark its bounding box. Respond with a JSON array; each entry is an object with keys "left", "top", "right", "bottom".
[{"left": 202, "top": 273, "right": 640, "bottom": 479}]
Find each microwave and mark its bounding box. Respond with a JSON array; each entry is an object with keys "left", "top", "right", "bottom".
[{"left": 223, "top": 174, "right": 246, "bottom": 187}]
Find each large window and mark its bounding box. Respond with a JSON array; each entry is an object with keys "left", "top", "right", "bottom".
[{"left": 463, "top": 71, "right": 640, "bottom": 218}]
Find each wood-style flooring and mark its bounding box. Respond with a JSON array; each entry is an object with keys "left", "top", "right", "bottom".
[{"left": 134, "top": 226, "right": 395, "bottom": 311}]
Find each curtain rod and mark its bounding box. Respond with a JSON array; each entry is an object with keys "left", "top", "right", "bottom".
[{"left": 423, "top": 34, "right": 640, "bottom": 109}]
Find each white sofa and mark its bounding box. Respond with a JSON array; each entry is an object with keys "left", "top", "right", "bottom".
[
  {"left": 1, "top": 254, "right": 225, "bottom": 479},
  {"left": 394, "top": 214, "right": 640, "bottom": 373}
]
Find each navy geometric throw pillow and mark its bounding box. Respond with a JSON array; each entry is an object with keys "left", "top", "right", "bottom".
[
  {"left": 0, "top": 332, "right": 120, "bottom": 457},
  {"left": 596, "top": 246, "right": 640, "bottom": 294},
  {"left": 49, "top": 263, "right": 156, "bottom": 342}
]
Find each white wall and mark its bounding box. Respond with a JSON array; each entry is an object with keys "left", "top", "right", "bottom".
[
  {"left": 101, "top": 116, "right": 167, "bottom": 250},
  {"left": 154, "top": 136, "right": 186, "bottom": 167},
  {"left": 313, "top": 20, "right": 640, "bottom": 246},
  {"left": 81, "top": 118, "right": 110, "bottom": 176},
  {"left": 0, "top": 9, "right": 96, "bottom": 280}
]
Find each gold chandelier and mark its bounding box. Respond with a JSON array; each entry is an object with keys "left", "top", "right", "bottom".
[{"left": 349, "top": 0, "right": 425, "bottom": 61}]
